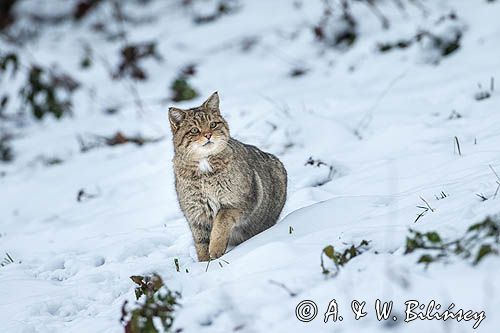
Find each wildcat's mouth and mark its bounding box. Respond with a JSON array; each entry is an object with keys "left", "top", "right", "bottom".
[{"left": 192, "top": 137, "right": 227, "bottom": 157}]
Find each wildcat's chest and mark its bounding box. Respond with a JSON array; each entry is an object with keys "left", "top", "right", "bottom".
[
  {"left": 198, "top": 158, "right": 212, "bottom": 173},
  {"left": 199, "top": 170, "right": 236, "bottom": 214},
  {"left": 201, "top": 184, "right": 221, "bottom": 218}
]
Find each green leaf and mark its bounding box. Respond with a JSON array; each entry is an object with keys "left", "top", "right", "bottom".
[
  {"left": 418, "top": 254, "right": 434, "bottom": 264},
  {"left": 405, "top": 237, "right": 417, "bottom": 254},
  {"left": 467, "top": 222, "right": 484, "bottom": 232},
  {"left": 474, "top": 244, "right": 496, "bottom": 265},
  {"left": 134, "top": 288, "right": 142, "bottom": 300},
  {"left": 130, "top": 275, "right": 144, "bottom": 286},
  {"left": 425, "top": 232, "right": 442, "bottom": 243},
  {"left": 323, "top": 245, "right": 335, "bottom": 259}
]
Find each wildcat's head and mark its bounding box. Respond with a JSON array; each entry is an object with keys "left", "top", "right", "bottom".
[{"left": 169, "top": 92, "right": 230, "bottom": 159}]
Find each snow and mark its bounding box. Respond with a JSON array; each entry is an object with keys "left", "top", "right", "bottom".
[{"left": 1, "top": 0, "right": 500, "bottom": 332}]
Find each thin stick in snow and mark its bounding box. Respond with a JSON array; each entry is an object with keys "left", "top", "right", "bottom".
[
  {"left": 269, "top": 280, "right": 297, "bottom": 297},
  {"left": 454, "top": 136, "right": 462, "bottom": 156},
  {"left": 489, "top": 164, "right": 500, "bottom": 199},
  {"left": 419, "top": 196, "right": 434, "bottom": 212}
]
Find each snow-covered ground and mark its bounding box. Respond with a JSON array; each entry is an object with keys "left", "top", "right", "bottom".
[{"left": 1, "top": 0, "right": 500, "bottom": 332}]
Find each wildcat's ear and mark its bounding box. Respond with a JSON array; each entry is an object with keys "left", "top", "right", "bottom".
[
  {"left": 202, "top": 91, "right": 220, "bottom": 113},
  {"left": 168, "top": 107, "right": 186, "bottom": 132}
]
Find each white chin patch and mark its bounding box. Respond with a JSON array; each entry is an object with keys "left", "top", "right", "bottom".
[{"left": 198, "top": 158, "right": 213, "bottom": 173}]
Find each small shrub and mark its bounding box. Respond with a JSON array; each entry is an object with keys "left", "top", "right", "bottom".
[
  {"left": 417, "top": 29, "right": 462, "bottom": 59},
  {"left": 0, "top": 0, "right": 17, "bottom": 31},
  {"left": 20, "top": 65, "right": 80, "bottom": 119},
  {"left": 114, "top": 41, "right": 163, "bottom": 81},
  {"left": 405, "top": 217, "right": 500, "bottom": 266},
  {"left": 2, "top": 53, "right": 79, "bottom": 121},
  {"left": 474, "top": 78, "right": 494, "bottom": 101},
  {"left": 73, "top": 0, "right": 102, "bottom": 21},
  {"left": 170, "top": 75, "right": 198, "bottom": 102},
  {"left": 121, "top": 274, "right": 181, "bottom": 333},
  {"left": 376, "top": 12, "right": 464, "bottom": 64},
  {"left": 303, "top": 156, "right": 337, "bottom": 187},
  {"left": 313, "top": 1, "right": 357, "bottom": 50},
  {"left": 192, "top": 0, "right": 240, "bottom": 25},
  {"left": 0, "top": 52, "right": 19, "bottom": 74},
  {"left": 0, "top": 132, "right": 14, "bottom": 163},
  {"left": 321, "top": 240, "right": 370, "bottom": 276}
]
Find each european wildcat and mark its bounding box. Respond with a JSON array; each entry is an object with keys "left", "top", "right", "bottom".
[{"left": 169, "top": 92, "right": 287, "bottom": 261}]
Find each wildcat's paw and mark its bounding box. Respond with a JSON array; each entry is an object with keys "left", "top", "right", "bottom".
[
  {"left": 198, "top": 253, "right": 210, "bottom": 262},
  {"left": 208, "top": 240, "right": 226, "bottom": 259},
  {"left": 195, "top": 242, "right": 210, "bottom": 262}
]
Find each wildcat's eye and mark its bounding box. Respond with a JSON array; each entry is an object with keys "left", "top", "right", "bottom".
[
  {"left": 190, "top": 127, "right": 200, "bottom": 134},
  {"left": 210, "top": 122, "right": 217, "bottom": 129}
]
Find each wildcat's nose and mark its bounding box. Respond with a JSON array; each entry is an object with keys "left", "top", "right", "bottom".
[{"left": 204, "top": 132, "right": 212, "bottom": 140}]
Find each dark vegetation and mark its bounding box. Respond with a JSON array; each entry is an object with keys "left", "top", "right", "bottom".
[
  {"left": 474, "top": 77, "right": 495, "bottom": 101},
  {"left": 0, "top": 252, "right": 15, "bottom": 267},
  {"left": 190, "top": 0, "right": 240, "bottom": 24},
  {"left": 321, "top": 240, "right": 370, "bottom": 276},
  {"left": 304, "top": 156, "right": 337, "bottom": 187},
  {"left": 21, "top": 66, "right": 80, "bottom": 119},
  {"left": 121, "top": 274, "right": 182, "bottom": 333},
  {"left": 0, "top": 132, "right": 14, "bottom": 163},
  {"left": 313, "top": 1, "right": 463, "bottom": 64},
  {"left": 114, "top": 41, "right": 163, "bottom": 81},
  {"left": 77, "top": 131, "right": 164, "bottom": 153},
  {"left": 1, "top": 52, "right": 80, "bottom": 120},
  {"left": 405, "top": 217, "right": 500, "bottom": 266},
  {"left": 0, "top": 0, "right": 17, "bottom": 31}
]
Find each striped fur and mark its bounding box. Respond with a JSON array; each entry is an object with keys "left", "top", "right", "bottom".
[{"left": 169, "top": 92, "right": 287, "bottom": 261}]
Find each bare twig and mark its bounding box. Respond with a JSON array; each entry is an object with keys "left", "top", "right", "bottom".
[
  {"left": 364, "top": 0, "right": 390, "bottom": 29},
  {"left": 489, "top": 164, "right": 500, "bottom": 181},
  {"left": 419, "top": 196, "right": 434, "bottom": 212},
  {"left": 354, "top": 71, "right": 407, "bottom": 139},
  {"left": 269, "top": 280, "right": 297, "bottom": 297},
  {"left": 174, "top": 258, "right": 180, "bottom": 272},
  {"left": 205, "top": 258, "right": 211, "bottom": 272},
  {"left": 476, "top": 193, "right": 488, "bottom": 202},
  {"left": 489, "top": 164, "right": 500, "bottom": 199},
  {"left": 454, "top": 136, "right": 462, "bottom": 156},
  {"left": 435, "top": 191, "right": 448, "bottom": 200},
  {"left": 408, "top": 0, "right": 429, "bottom": 16},
  {"left": 414, "top": 196, "right": 434, "bottom": 223}
]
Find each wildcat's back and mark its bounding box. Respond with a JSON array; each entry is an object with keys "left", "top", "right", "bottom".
[
  {"left": 169, "top": 91, "right": 287, "bottom": 261},
  {"left": 226, "top": 138, "right": 287, "bottom": 245}
]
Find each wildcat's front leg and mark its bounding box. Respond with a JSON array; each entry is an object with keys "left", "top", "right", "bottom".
[
  {"left": 184, "top": 204, "right": 212, "bottom": 261},
  {"left": 209, "top": 208, "right": 241, "bottom": 259},
  {"left": 192, "top": 224, "right": 210, "bottom": 261}
]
